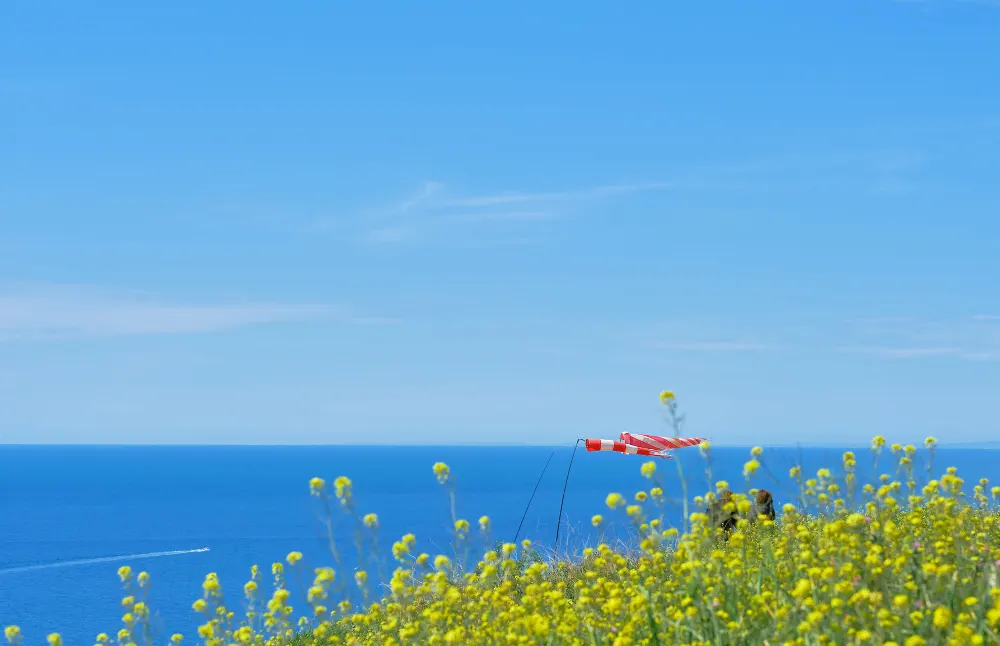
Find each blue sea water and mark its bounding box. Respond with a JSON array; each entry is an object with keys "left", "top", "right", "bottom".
[{"left": 1, "top": 444, "right": 996, "bottom": 644}]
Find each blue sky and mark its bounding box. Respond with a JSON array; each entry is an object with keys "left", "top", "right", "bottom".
[{"left": 1, "top": 1, "right": 998, "bottom": 445}]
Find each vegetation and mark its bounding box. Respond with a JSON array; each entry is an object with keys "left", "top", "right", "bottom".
[{"left": 6, "top": 393, "right": 1000, "bottom": 645}]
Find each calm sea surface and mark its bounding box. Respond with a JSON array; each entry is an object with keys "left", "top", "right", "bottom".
[{"left": 1, "top": 444, "right": 995, "bottom": 643}]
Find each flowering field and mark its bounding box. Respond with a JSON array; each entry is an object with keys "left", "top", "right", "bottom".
[{"left": 5, "top": 395, "right": 1000, "bottom": 645}]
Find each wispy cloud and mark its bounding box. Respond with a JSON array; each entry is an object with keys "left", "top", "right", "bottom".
[
  {"left": 841, "top": 345, "right": 962, "bottom": 358},
  {"left": 0, "top": 283, "right": 383, "bottom": 341},
  {"left": 352, "top": 180, "right": 673, "bottom": 245},
  {"left": 441, "top": 181, "right": 674, "bottom": 209},
  {"left": 843, "top": 315, "right": 1000, "bottom": 360},
  {"left": 648, "top": 341, "right": 776, "bottom": 352},
  {"left": 379, "top": 181, "right": 443, "bottom": 217},
  {"left": 362, "top": 225, "right": 419, "bottom": 245},
  {"left": 441, "top": 211, "right": 556, "bottom": 223},
  {"left": 341, "top": 144, "right": 950, "bottom": 246}
]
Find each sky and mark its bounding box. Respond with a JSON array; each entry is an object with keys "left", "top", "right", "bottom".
[{"left": 1, "top": 1, "right": 998, "bottom": 446}]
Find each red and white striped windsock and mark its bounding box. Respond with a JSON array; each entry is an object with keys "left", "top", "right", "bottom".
[
  {"left": 619, "top": 432, "right": 707, "bottom": 452},
  {"left": 585, "top": 438, "right": 672, "bottom": 459}
]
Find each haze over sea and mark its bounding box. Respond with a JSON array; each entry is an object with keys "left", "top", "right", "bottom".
[{"left": 1, "top": 443, "right": 996, "bottom": 643}]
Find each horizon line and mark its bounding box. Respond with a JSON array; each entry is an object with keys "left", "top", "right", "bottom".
[{"left": 0, "top": 441, "right": 990, "bottom": 449}]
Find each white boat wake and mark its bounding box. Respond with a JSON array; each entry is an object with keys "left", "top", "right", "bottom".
[{"left": 0, "top": 548, "right": 210, "bottom": 575}]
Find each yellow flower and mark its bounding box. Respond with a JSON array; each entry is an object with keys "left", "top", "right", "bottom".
[
  {"left": 432, "top": 462, "right": 450, "bottom": 484},
  {"left": 46, "top": 635, "right": 62, "bottom": 646},
  {"left": 17, "top": 428, "right": 1000, "bottom": 645},
  {"left": 640, "top": 461, "right": 656, "bottom": 478},
  {"left": 170, "top": 636, "right": 183, "bottom": 644},
  {"left": 750, "top": 446, "right": 763, "bottom": 457},
  {"left": 932, "top": 606, "right": 952, "bottom": 628},
  {"left": 699, "top": 441, "right": 711, "bottom": 455},
  {"left": 715, "top": 480, "right": 729, "bottom": 491},
  {"left": 201, "top": 573, "right": 221, "bottom": 594},
  {"left": 117, "top": 566, "right": 132, "bottom": 582},
  {"left": 333, "top": 476, "right": 352, "bottom": 501},
  {"left": 659, "top": 390, "right": 675, "bottom": 405},
  {"left": 309, "top": 477, "right": 325, "bottom": 494},
  {"left": 871, "top": 435, "right": 886, "bottom": 450},
  {"left": 925, "top": 436, "right": 937, "bottom": 448}
]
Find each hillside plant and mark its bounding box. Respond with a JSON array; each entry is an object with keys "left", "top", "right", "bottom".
[{"left": 6, "top": 394, "right": 1000, "bottom": 645}]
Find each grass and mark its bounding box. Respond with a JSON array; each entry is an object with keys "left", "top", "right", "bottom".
[{"left": 5, "top": 395, "right": 1000, "bottom": 645}]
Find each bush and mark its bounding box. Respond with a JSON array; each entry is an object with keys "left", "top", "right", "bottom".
[{"left": 6, "top": 398, "right": 1000, "bottom": 645}]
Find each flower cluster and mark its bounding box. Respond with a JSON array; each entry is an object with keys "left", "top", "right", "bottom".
[{"left": 5, "top": 398, "right": 1000, "bottom": 645}]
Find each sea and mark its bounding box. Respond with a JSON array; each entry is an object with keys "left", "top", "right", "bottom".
[{"left": 1, "top": 444, "right": 996, "bottom": 644}]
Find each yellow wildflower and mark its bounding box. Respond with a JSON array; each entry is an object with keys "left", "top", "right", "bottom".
[{"left": 432, "top": 462, "right": 450, "bottom": 484}]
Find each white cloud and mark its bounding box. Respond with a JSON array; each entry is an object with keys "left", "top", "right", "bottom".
[
  {"left": 441, "top": 211, "right": 556, "bottom": 223},
  {"left": 382, "top": 181, "right": 444, "bottom": 216},
  {"left": 354, "top": 180, "right": 674, "bottom": 245},
  {"left": 362, "top": 225, "right": 419, "bottom": 245},
  {"left": 345, "top": 145, "right": 949, "bottom": 246},
  {"left": 648, "top": 341, "right": 776, "bottom": 352},
  {"left": 0, "top": 283, "right": 376, "bottom": 341},
  {"left": 442, "top": 191, "right": 568, "bottom": 208},
  {"left": 841, "top": 346, "right": 962, "bottom": 358},
  {"left": 441, "top": 181, "right": 673, "bottom": 209},
  {"left": 843, "top": 315, "right": 1000, "bottom": 360}
]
